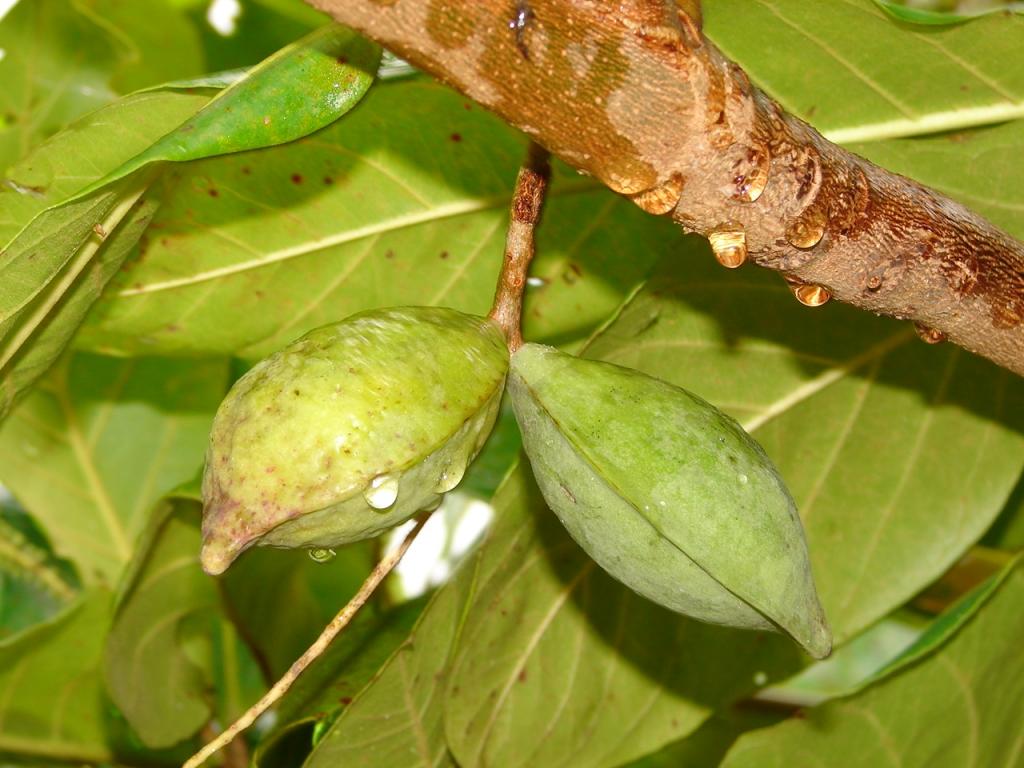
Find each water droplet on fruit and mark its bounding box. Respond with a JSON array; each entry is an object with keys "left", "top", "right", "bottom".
[
  {"left": 739, "top": 474, "right": 749, "bottom": 485},
  {"left": 435, "top": 460, "right": 467, "bottom": 493},
  {"left": 309, "top": 548, "right": 336, "bottom": 563},
  {"left": 364, "top": 474, "right": 399, "bottom": 509},
  {"left": 709, "top": 227, "right": 747, "bottom": 269}
]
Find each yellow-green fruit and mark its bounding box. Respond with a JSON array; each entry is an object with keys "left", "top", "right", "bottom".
[
  {"left": 200, "top": 307, "right": 508, "bottom": 575},
  {"left": 509, "top": 343, "right": 831, "bottom": 658}
]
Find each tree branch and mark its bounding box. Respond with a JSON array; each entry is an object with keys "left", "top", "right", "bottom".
[{"left": 306, "top": 0, "right": 1024, "bottom": 376}]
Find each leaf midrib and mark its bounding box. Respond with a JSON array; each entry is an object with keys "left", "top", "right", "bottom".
[{"left": 113, "top": 181, "right": 599, "bottom": 297}]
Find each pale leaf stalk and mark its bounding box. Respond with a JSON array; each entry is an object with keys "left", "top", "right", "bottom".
[{"left": 182, "top": 515, "right": 430, "bottom": 768}]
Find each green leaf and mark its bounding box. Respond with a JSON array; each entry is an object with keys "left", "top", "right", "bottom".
[
  {"left": 872, "top": 0, "right": 1024, "bottom": 25},
  {"left": 0, "top": 184, "right": 161, "bottom": 418},
  {"left": 73, "top": 24, "right": 381, "bottom": 200},
  {"left": 304, "top": 469, "right": 538, "bottom": 768},
  {"left": 985, "top": 471, "right": 1024, "bottom": 550},
  {"left": 0, "top": 25, "right": 377, "bottom": 416},
  {"left": 75, "top": 0, "right": 206, "bottom": 94},
  {"left": 623, "top": 709, "right": 786, "bottom": 768},
  {"left": 442, "top": 463, "right": 802, "bottom": 768},
  {"left": 223, "top": 542, "right": 375, "bottom": 678},
  {"left": 582, "top": 252, "right": 1024, "bottom": 643},
  {"left": 77, "top": 80, "right": 667, "bottom": 358},
  {"left": 704, "top": 0, "right": 1024, "bottom": 142},
  {"left": 0, "top": 87, "right": 210, "bottom": 418},
  {"left": 0, "top": 589, "right": 117, "bottom": 763},
  {"left": 0, "top": 509, "right": 78, "bottom": 637},
  {"left": 721, "top": 557, "right": 1024, "bottom": 767},
  {"left": 187, "top": 0, "right": 328, "bottom": 74},
  {"left": 102, "top": 486, "right": 265, "bottom": 749},
  {"left": 0, "top": 353, "right": 227, "bottom": 586},
  {"left": 0, "top": 0, "right": 205, "bottom": 173},
  {"left": 849, "top": 118, "right": 1024, "bottom": 240},
  {"left": 252, "top": 596, "right": 427, "bottom": 768},
  {"left": 855, "top": 559, "right": 1016, "bottom": 688},
  {"left": 103, "top": 490, "right": 219, "bottom": 748},
  {"left": 0, "top": 0, "right": 119, "bottom": 173}
]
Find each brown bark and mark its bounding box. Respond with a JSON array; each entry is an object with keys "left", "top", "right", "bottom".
[{"left": 307, "top": 0, "right": 1024, "bottom": 376}]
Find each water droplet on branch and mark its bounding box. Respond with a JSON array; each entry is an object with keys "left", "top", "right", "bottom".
[
  {"left": 785, "top": 276, "right": 831, "bottom": 307},
  {"left": 709, "top": 227, "right": 747, "bottom": 269},
  {"left": 914, "top": 323, "right": 947, "bottom": 345},
  {"left": 729, "top": 147, "right": 770, "bottom": 203},
  {"left": 786, "top": 209, "right": 827, "bottom": 249},
  {"left": 630, "top": 173, "right": 686, "bottom": 215}
]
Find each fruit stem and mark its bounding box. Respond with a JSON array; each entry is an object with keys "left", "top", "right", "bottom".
[
  {"left": 489, "top": 142, "right": 551, "bottom": 352},
  {"left": 181, "top": 515, "right": 431, "bottom": 768}
]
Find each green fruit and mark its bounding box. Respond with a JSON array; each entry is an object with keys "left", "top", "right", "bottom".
[
  {"left": 200, "top": 307, "right": 508, "bottom": 575},
  {"left": 508, "top": 343, "right": 831, "bottom": 658}
]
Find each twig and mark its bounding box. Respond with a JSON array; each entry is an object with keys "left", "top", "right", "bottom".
[
  {"left": 182, "top": 516, "right": 430, "bottom": 768},
  {"left": 489, "top": 142, "right": 551, "bottom": 352}
]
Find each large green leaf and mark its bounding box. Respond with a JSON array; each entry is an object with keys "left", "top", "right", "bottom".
[
  {"left": 0, "top": 509, "right": 78, "bottom": 638},
  {"left": 0, "top": 353, "right": 227, "bottom": 586},
  {"left": 0, "top": 0, "right": 116, "bottom": 172},
  {"left": 76, "top": 0, "right": 205, "bottom": 94},
  {"left": 0, "top": 87, "right": 210, "bottom": 417},
  {"left": 873, "top": 0, "right": 1024, "bottom": 25},
  {"left": 77, "top": 80, "right": 668, "bottom": 358},
  {"left": 103, "top": 485, "right": 266, "bottom": 749},
  {"left": 187, "top": 0, "right": 329, "bottom": 74},
  {"left": 705, "top": 0, "right": 1024, "bottom": 142},
  {"left": 0, "top": 91, "right": 211, "bottom": 246},
  {"left": 0, "top": 589, "right": 116, "bottom": 762},
  {"left": 721, "top": 558, "right": 1024, "bottom": 767},
  {"left": 223, "top": 541, "right": 375, "bottom": 678},
  {"left": 623, "top": 710, "right": 786, "bottom": 768},
  {"left": 0, "top": 0, "right": 204, "bottom": 173},
  {"left": 252, "top": 596, "right": 427, "bottom": 768},
  {"left": 72, "top": 24, "right": 380, "bottom": 200},
  {"left": 985, "top": 472, "right": 1024, "bottom": 550},
  {"left": 0, "top": 25, "right": 377, "bottom": 417},
  {"left": 103, "top": 489, "right": 219, "bottom": 749},
  {"left": 583, "top": 253, "right": 1024, "bottom": 644}
]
